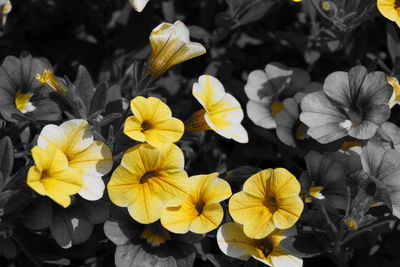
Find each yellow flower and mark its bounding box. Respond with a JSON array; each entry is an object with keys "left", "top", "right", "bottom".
[
  {"left": 304, "top": 184, "right": 324, "bottom": 203},
  {"left": 1, "top": 0, "right": 11, "bottom": 26},
  {"left": 161, "top": 173, "right": 232, "bottom": 234},
  {"left": 124, "top": 96, "right": 184, "bottom": 148},
  {"left": 378, "top": 0, "right": 400, "bottom": 27},
  {"left": 107, "top": 143, "right": 189, "bottom": 224},
  {"left": 229, "top": 168, "right": 303, "bottom": 239},
  {"left": 129, "top": 0, "right": 149, "bottom": 12},
  {"left": 37, "top": 119, "right": 113, "bottom": 201},
  {"left": 147, "top": 20, "right": 206, "bottom": 78},
  {"left": 36, "top": 69, "right": 68, "bottom": 94},
  {"left": 15, "top": 91, "right": 36, "bottom": 113},
  {"left": 217, "top": 222, "right": 303, "bottom": 267},
  {"left": 388, "top": 76, "right": 400, "bottom": 107},
  {"left": 186, "top": 75, "right": 248, "bottom": 143},
  {"left": 27, "top": 145, "right": 83, "bottom": 208}
]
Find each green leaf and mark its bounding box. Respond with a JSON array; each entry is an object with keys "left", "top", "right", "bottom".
[
  {"left": 23, "top": 198, "right": 54, "bottom": 230},
  {"left": 80, "top": 198, "right": 110, "bottom": 224},
  {"left": 279, "top": 234, "right": 326, "bottom": 258},
  {"left": 0, "top": 189, "right": 31, "bottom": 216},
  {"left": 75, "top": 65, "right": 95, "bottom": 112},
  {"left": 224, "top": 166, "right": 261, "bottom": 183},
  {"left": 235, "top": 0, "right": 274, "bottom": 28},
  {"left": 0, "top": 136, "right": 13, "bottom": 182},
  {"left": 89, "top": 82, "right": 109, "bottom": 116}
]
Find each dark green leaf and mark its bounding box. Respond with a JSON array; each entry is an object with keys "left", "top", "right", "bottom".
[
  {"left": 0, "top": 136, "right": 13, "bottom": 181},
  {"left": 387, "top": 23, "right": 400, "bottom": 66},
  {"left": 89, "top": 82, "right": 109, "bottom": 115},
  {"left": 75, "top": 65, "right": 95, "bottom": 111},
  {"left": 279, "top": 235, "right": 325, "bottom": 258},
  {"left": 23, "top": 198, "right": 54, "bottom": 230}
]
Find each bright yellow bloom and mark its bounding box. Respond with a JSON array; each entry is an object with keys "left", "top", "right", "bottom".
[
  {"left": 217, "top": 222, "right": 303, "bottom": 267},
  {"left": 304, "top": 184, "right": 324, "bottom": 203},
  {"left": 36, "top": 69, "right": 68, "bottom": 94},
  {"left": 229, "top": 168, "right": 303, "bottom": 239},
  {"left": 161, "top": 173, "right": 232, "bottom": 234},
  {"left": 27, "top": 145, "right": 83, "bottom": 208},
  {"left": 37, "top": 119, "right": 113, "bottom": 201},
  {"left": 147, "top": 20, "right": 206, "bottom": 78},
  {"left": 140, "top": 223, "right": 171, "bottom": 247},
  {"left": 124, "top": 96, "right": 184, "bottom": 148},
  {"left": 15, "top": 91, "right": 35, "bottom": 113},
  {"left": 388, "top": 76, "right": 400, "bottom": 107},
  {"left": 129, "top": 0, "right": 149, "bottom": 12},
  {"left": 1, "top": 0, "right": 11, "bottom": 26},
  {"left": 378, "top": 0, "right": 400, "bottom": 27},
  {"left": 107, "top": 143, "right": 189, "bottom": 224},
  {"left": 186, "top": 75, "right": 248, "bottom": 143}
]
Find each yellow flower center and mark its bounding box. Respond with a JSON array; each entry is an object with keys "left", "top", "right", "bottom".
[
  {"left": 140, "top": 120, "right": 152, "bottom": 132},
  {"left": 15, "top": 91, "right": 35, "bottom": 113},
  {"left": 195, "top": 201, "right": 205, "bottom": 215},
  {"left": 344, "top": 218, "right": 357, "bottom": 230},
  {"left": 395, "top": 0, "right": 400, "bottom": 9},
  {"left": 253, "top": 238, "right": 273, "bottom": 259},
  {"left": 140, "top": 224, "right": 171, "bottom": 247},
  {"left": 264, "top": 196, "right": 278, "bottom": 213},
  {"left": 305, "top": 185, "right": 324, "bottom": 203},
  {"left": 140, "top": 171, "right": 157, "bottom": 184},
  {"left": 340, "top": 141, "right": 360, "bottom": 151},
  {"left": 271, "top": 101, "right": 284, "bottom": 117},
  {"left": 321, "top": 1, "right": 332, "bottom": 11},
  {"left": 295, "top": 123, "right": 309, "bottom": 140}
]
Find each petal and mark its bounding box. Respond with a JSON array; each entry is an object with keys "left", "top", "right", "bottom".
[
  {"left": 193, "top": 173, "right": 232, "bottom": 203},
  {"left": 264, "top": 62, "right": 292, "bottom": 92},
  {"left": 107, "top": 165, "right": 139, "bottom": 207},
  {"left": 272, "top": 197, "right": 304, "bottom": 229},
  {"left": 78, "top": 175, "right": 105, "bottom": 201},
  {"left": 193, "top": 75, "right": 226, "bottom": 110},
  {"left": 190, "top": 203, "right": 224, "bottom": 234},
  {"left": 68, "top": 141, "right": 113, "bottom": 176},
  {"left": 128, "top": 0, "right": 149, "bottom": 12},
  {"left": 145, "top": 118, "right": 184, "bottom": 148},
  {"left": 124, "top": 116, "right": 147, "bottom": 142},
  {"left": 246, "top": 100, "right": 276, "bottom": 129},
  {"left": 323, "top": 71, "right": 351, "bottom": 107},
  {"left": 270, "top": 168, "right": 301, "bottom": 198},
  {"left": 244, "top": 70, "right": 270, "bottom": 103},
  {"left": 216, "top": 222, "right": 257, "bottom": 261},
  {"left": 243, "top": 170, "right": 272, "bottom": 199},
  {"left": 130, "top": 96, "right": 172, "bottom": 123},
  {"left": 157, "top": 143, "right": 185, "bottom": 171},
  {"left": 160, "top": 201, "right": 197, "bottom": 234}
]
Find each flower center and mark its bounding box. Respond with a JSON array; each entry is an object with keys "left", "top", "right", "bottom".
[
  {"left": 15, "top": 91, "right": 35, "bottom": 113},
  {"left": 141, "top": 120, "right": 152, "bottom": 132},
  {"left": 140, "top": 171, "right": 156, "bottom": 184},
  {"left": 271, "top": 101, "right": 284, "bottom": 117},
  {"left": 264, "top": 196, "right": 277, "bottom": 212},
  {"left": 295, "top": 123, "right": 309, "bottom": 140},
  {"left": 195, "top": 201, "right": 205, "bottom": 215},
  {"left": 254, "top": 238, "right": 273, "bottom": 259},
  {"left": 140, "top": 223, "right": 171, "bottom": 247},
  {"left": 396, "top": 0, "right": 400, "bottom": 9}
]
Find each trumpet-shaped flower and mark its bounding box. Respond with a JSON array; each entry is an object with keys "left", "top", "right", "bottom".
[
  {"left": 129, "top": 0, "right": 149, "bottom": 12},
  {"left": 300, "top": 65, "right": 392, "bottom": 143},
  {"left": 186, "top": 75, "right": 248, "bottom": 143},
  {"left": 27, "top": 145, "right": 83, "bottom": 208},
  {"left": 124, "top": 96, "right": 184, "bottom": 148},
  {"left": 0, "top": 0, "right": 11, "bottom": 26},
  {"left": 217, "top": 222, "right": 302, "bottom": 267},
  {"left": 245, "top": 62, "right": 321, "bottom": 129},
  {"left": 378, "top": 0, "right": 400, "bottom": 27},
  {"left": 0, "top": 54, "right": 63, "bottom": 122},
  {"left": 229, "top": 168, "right": 303, "bottom": 239},
  {"left": 147, "top": 20, "right": 206, "bottom": 78},
  {"left": 388, "top": 76, "right": 400, "bottom": 108},
  {"left": 107, "top": 143, "right": 189, "bottom": 224},
  {"left": 161, "top": 173, "right": 232, "bottom": 234},
  {"left": 37, "top": 119, "right": 113, "bottom": 201},
  {"left": 36, "top": 69, "right": 68, "bottom": 94}
]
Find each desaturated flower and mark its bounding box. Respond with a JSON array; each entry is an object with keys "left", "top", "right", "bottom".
[
  {"left": 300, "top": 65, "right": 392, "bottom": 143},
  {"left": 0, "top": 54, "right": 63, "bottom": 122},
  {"left": 185, "top": 75, "right": 248, "bottom": 143},
  {"left": 27, "top": 145, "right": 83, "bottom": 208},
  {"left": 378, "top": 0, "right": 400, "bottom": 27},
  {"left": 161, "top": 173, "right": 231, "bottom": 234},
  {"left": 217, "top": 222, "right": 302, "bottom": 267},
  {"left": 107, "top": 143, "right": 189, "bottom": 224},
  {"left": 129, "top": 0, "right": 149, "bottom": 12},
  {"left": 37, "top": 119, "right": 113, "bottom": 201},
  {"left": 229, "top": 168, "right": 303, "bottom": 239},
  {"left": 124, "top": 96, "right": 184, "bottom": 148},
  {"left": 245, "top": 62, "right": 321, "bottom": 129},
  {"left": 147, "top": 21, "right": 206, "bottom": 78}
]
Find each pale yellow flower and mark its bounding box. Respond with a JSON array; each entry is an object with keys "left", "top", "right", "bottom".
[
  {"left": 37, "top": 119, "right": 113, "bottom": 201},
  {"left": 161, "top": 173, "right": 232, "bottom": 234},
  {"left": 147, "top": 21, "right": 206, "bottom": 78},
  {"left": 186, "top": 75, "right": 248, "bottom": 143},
  {"left": 124, "top": 96, "right": 184, "bottom": 148},
  {"left": 229, "top": 168, "right": 303, "bottom": 239},
  {"left": 129, "top": 0, "right": 149, "bottom": 12},
  {"left": 27, "top": 144, "right": 83, "bottom": 208},
  {"left": 217, "top": 222, "right": 303, "bottom": 267},
  {"left": 107, "top": 143, "right": 189, "bottom": 224}
]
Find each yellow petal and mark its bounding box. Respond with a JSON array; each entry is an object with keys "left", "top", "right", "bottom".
[
  {"left": 242, "top": 169, "right": 273, "bottom": 199},
  {"left": 145, "top": 118, "right": 184, "bottom": 147},
  {"left": 216, "top": 222, "right": 257, "bottom": 261},
  {"left": 156, "top": 143, "right": 185, "bottom": 171},
  {"left": 269, "top": 168, "right": 301, "bottom": 199},
  {"left": 160, "top": 201, "right": 197, "bottom": 234},
  {"left": 190, "top": 203, "right": 224, "bottom": 234},
  {"left": 130, "top": 96, "right": 171, "bottom": 123},
  {"left": 124, "top": 116, "right": 147, "bottom": 142},
  {"left": 191, "top": 173, "right": 231, "bottom": 203},
  {"left": 193, "top": 75, "right": 226, "bottom": 111},
  {"left": 272, "top": 197, "right": 304, "bottom": 229},
  {"left": 108, "top": 165, "right": 140, "bottom": 207}
]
